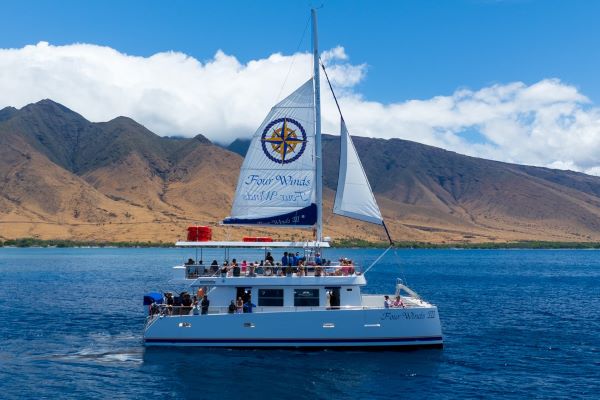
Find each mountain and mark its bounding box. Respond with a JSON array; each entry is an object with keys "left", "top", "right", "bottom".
[
  {"left": 226, "top": 138, "right": 251, "bottom": 157},
  {"left": 1, "top": 99, "right": 600, "bottom": 244}
]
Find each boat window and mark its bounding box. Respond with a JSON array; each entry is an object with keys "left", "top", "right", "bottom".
[
  {"left": 294, "top": 289, "right": 320, "bottom": 307},
  {"left": 258, "top": 289, "right": 284, "bottom": 307}
]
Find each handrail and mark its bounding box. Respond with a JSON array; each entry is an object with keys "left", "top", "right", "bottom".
[
  {"left": 182, "top": 263, "right": 362, "bottom": 280},
  {"left": 147, "top": 298, "right": 420, "bottom": 319}
]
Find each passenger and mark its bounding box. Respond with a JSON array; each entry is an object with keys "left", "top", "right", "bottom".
[
  {"left": 265, "top": 252, "right": 274, "bottom": 265},
  {"left": 315, "top": 266, "right": 323, "bottom": 277},
  {"left": 236, "top": 297, "right": 244, "bottom": 314},
  {"left": 186, "top": 258, "right": 195, "bottom": 265},
  {"left": 196, "top": 287, "right": 205, "bottom": 299},
  {"left": 211, "top": 260, "right": 219, "bottom": 274},
  {"left": 228, "top": 300, "right": 236, "bottom": 314},
  {"left": 233, "top": 264, "right": 241, "bottom": 277},
  {"left": 241, "top": 260, "right": 247, "bottom": 273},
  {"left": 285, "top": 265, "right": 293, "bottom": 277},
  {"left": 244, "top": 297, "right": 256, "bottom": 313},
  {"left": 315, "top": 252, "right": 322, "bottom": 266},
  {"left": 165, "top": 292, "right": 174, "bottom": 315},
  {"left": 193, "top": 299, "right": 200, "bottom": 315},
  {"left": 392, "top": 295, "right": 405, "bottom": 308},
  {"left": 297, "top": 265, "right": 305, "bottom": 277},
  {"left": 281, "top": 252, "right": 289, "bottom": 266},
  {"left": 181, "top": 293, "right": 193, "bottom": 314},
  {"left": 294, "top": 252, "right": 300, "bottom": 266},
  {"left": 384, "top": 295, "right": 391, "bottom": 308},
  {"left": 201, "top": 295, "right": 210, "bottom": 315},
  {"left": 264, "top": 266, "right": 273, "bottom": 276},
  {"left": 221, "top": 262, "right": 228, "bottom": 277},
  {"left": 248, "top": 263, "right": 256, "bottom": 277}
]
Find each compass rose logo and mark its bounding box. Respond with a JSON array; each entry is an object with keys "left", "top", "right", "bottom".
[{"left": 261, "top": 117, "right": 307, "bottom": 164}]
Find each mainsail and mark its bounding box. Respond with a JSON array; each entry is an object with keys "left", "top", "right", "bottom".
[
  {"left": 333, "top": 118, "right": 383, "bottom": 225},
  {"left": 223, "top": 79, "right": 316, "bottom": 226}
]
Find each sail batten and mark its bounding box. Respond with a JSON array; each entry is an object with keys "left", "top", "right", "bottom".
[
  {"left": 223, "top": 79, "right": 316, "bottom": 226},
  {"left": 333, "top": 119, "right": 383, "bottom": 225}
]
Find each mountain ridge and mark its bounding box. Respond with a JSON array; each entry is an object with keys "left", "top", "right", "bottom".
[{"left": 1, "top": 99, "right": 600, "bottom": 244}]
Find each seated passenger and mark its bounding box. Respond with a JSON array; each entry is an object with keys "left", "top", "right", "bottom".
[
  {"left": 384, "top": 295, "right": 391, "bottom": 308},
  {"left": 248, "top": 263, "right": 256, "bottom": 277},
  {"left": 392, "top": 295, "right": 405, "bottom": 308},
  {"left": 297, "top": 265, "right": 305, "bottom": 277},
  {"left": 314, "top": 266, "right": 323, "bottom": 277}
]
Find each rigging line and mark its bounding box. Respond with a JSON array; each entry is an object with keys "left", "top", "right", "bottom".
[
  {"left": 363, "top": 244, "right": 393, "bottom": 275},
  {"left": 382, "top": 220, "right": 394, "bottom": 246},
  {"left": 275, "top": 14, "right": 311, "bottom": 104},
  {"left": 319, "top": 56, "right": 345, "bottom": 121}
]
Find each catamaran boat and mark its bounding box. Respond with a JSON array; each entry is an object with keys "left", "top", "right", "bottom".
[{"left": 143, "top": 10, "right": 443, "bottom": 349}]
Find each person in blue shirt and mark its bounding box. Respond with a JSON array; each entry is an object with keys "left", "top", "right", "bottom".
[
  {"left": 281, "top": 251, "right": 289, "bottom": 266},
  {"left": 244, "top": 299, "right": 256, "bottom": 313},
  {"left": 315, "top": 252, "right": 322, "bottom": 266}
]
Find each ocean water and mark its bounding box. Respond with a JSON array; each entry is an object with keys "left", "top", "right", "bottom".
[{"left": 0, "top": 247, "right": 598, "bottom": 399}]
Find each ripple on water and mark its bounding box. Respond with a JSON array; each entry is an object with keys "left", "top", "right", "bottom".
[{"left": 0, "top": 248, "right": 598, "bottom": 399}]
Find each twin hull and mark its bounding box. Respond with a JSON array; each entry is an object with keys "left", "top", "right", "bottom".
[{"left": 144, "top": 306, "right": 443, "bottom": 349}]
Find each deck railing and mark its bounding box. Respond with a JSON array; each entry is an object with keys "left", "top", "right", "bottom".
[
  {"left": 182, "top": 264, "right": 362, "bottom": 280},
  {"left": 147, "top": 298, "right": 418, "bottom": 319}
]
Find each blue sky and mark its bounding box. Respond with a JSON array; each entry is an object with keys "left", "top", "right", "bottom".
[
  {"left": 1, "top": 0, "right": 599, "bottom": 103},
  {"left": 1, "top": 0, "right": 600, "bottom": 174}
]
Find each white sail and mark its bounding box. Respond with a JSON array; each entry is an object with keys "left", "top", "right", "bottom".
[
  {"left": 333, "top": 119, "right": 383, "bottom": 225},
  {"left": 223, "top": 79, "right": 316, "bottom": 226}
]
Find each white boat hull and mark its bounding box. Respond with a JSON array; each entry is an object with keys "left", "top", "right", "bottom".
[{"left": 143, "top": 306, "right": 443, "bottom": 349}]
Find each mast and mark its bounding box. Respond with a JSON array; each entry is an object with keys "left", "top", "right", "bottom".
[{"left": 311, "top": 8, "right": 323, "bottom": 242}]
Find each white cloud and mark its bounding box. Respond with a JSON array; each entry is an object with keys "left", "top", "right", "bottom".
[{"left": 1, "top": 42, "right": 600, "bottom": 175}]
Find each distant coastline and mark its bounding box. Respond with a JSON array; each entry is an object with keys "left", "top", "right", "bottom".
[{"left": 1, "top": 237, "right": 599, "bottom": 249}]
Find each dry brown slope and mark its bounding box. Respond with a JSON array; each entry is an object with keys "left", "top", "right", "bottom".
[{"left": 2, "top": 99, "right": 600, "bottom": 243}]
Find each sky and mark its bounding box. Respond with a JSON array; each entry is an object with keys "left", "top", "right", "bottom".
[{"left": 1, "top": 0, "right": 600, "bottom": 174}]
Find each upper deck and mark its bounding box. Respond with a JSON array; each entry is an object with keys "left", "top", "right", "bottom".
[{"left": 173, "top": 263, "right": 367, "bottom": 287}]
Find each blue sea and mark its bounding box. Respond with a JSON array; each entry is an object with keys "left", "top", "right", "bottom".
[{"left": 0, "top": 248, "right": 598, "bottom": 399}]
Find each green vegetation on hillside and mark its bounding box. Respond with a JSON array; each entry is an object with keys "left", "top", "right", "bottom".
[
  {"left": 0, "top": 238, "right": 172, "bottom": 248},
  {"left": 1, "top": 237, "right": 599, "bottom": 249},
  {"left": 331, "top": 238, "right": 600, "bottom": 249}
]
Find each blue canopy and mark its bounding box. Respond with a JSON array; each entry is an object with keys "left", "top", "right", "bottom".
[{"left": 143, "top": 292, "right": 164, "bottom": 305}]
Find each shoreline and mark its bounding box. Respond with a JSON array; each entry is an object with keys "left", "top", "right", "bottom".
[{"left": 1, "top": 238, "right": 600, "bottom": 249}]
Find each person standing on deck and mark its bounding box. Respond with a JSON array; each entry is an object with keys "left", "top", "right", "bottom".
[
  {"left": 265, "top": 252, "right": 274, "bottom": 265},
  {"left": 281, "top": 252, "right": 289, "bottom": 266},
  {"left": 201, "top": 295, "right": 210, "bottom": 315}
]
